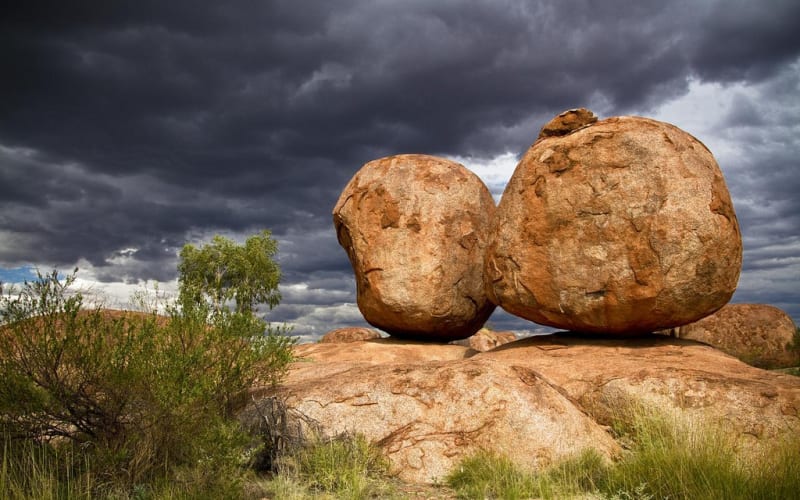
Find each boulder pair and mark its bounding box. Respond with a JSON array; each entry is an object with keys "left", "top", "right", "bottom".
[{"left": 333, "top": 109, "right": 743, "bottom": 341}]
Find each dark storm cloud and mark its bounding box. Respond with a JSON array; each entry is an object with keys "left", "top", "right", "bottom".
[
  {"left": 8, "top": 0, "right": 797, "bottom": 183},
  {"left": 1, "top": 1, "right": 799, "bottom": 332},
  {"left": 715, "top": 64, "right": 800, "bottom": 245},
  {"left": 689, "top": 0, "right": 800, "bottom": 82},
  {"left": 277, "top": 229, "right": 351, "bottom": 278}
]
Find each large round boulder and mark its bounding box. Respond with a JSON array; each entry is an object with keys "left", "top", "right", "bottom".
[
  {"left": 670, "top": 304, "right": 799, "bottom": 368},
  {"left": 333, "top": 154, "right": 496, "bottom": 341},
  {"left": 485, "top": 110, "right": 742, "bottom": 334}
]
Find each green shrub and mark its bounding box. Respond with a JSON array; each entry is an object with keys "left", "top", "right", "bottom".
[{"left": 0, "top": 269, "right": 296, "bottom": 497}]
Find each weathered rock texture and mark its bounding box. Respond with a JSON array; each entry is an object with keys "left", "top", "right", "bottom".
[
  {"left": 244, "top": 336, "right": 800, "bottom": 484},
  {"left": 485, "top": 113, "right": 742, "bottom": 334},
  {"left": 333, "top": 154, "right": 496, "bottom": 341},
  {"left": 481, "top": 335, "right": 800, "bottom": 443},
  {"left": 319, "top": 327, "right": 382, "bottom": 343},
  {"left": 254, "top": 339, "right": 619, "bottom": 484},
  {"left": 450, "top": 327, "right": 517, "bottom": 352},
  {"left": 665, "top": 304, "right": 800, "bottom": 369}
]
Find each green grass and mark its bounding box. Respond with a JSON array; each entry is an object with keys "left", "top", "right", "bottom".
[
  {"left": 446, "top": 448, "right": 608, "bottom": 500},
  {"left": 600, "top": 408, "right": 800, "bottom": 500},
  {"left": 264, "top": 433, "right": 397, "bottom": 500},
  {"left": 1, "top": 413, "right": 92, "bottom": 498},
  {"left": 602, "top": 410, "right": 741, "bottom": 499},
  {"left": 0, "top": 432, "right": 252, "bottom": 500},
  {"left": 5, "top": 413, "right": 800, "bottom": 499},
  {"left": 446, "top": 449, "right": 541, "bottom": 499},
  {"left": 447, "top": 408, "right": 800, "bottom": 500}
]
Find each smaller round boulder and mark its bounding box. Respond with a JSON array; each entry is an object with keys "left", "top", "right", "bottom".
[
  {"left": 670, "top": 304, "right": 799, "bottom": 369},
  {"left": 333, "top": 154, "right": 496, "bottom": 341}
]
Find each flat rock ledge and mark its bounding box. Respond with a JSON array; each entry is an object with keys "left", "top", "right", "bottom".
[{"left": 242, "top": 336, "right": 800, "bottom": 484}]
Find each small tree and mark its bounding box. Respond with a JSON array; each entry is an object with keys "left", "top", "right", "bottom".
[
  {"left": 176, "top": 229, "right": 294, "bottom": 385},
  {"left": 178, "top": 230, "right": 282, "bottom": 315}
]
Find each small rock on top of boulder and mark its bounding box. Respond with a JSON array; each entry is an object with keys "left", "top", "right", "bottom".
[
  {"left": 538, "top": 107, "right": 598, "bottom": 138},
  {"left": 333, "top": 154, "right": 496, "bottom": 341},
  {"left": 485, "top": 111, "right": 742, "bottom": 334}
]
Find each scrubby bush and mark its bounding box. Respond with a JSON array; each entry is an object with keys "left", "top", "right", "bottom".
[{"left": 0, "top": 250, "right": 295, "bottom": 497}]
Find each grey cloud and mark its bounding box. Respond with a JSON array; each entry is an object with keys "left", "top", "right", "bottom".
[
  {"left": 689, "top": 0, "right": 800, "bottom": 82},
  {"left": 278, "top": 229, "right": 352, "bottom": 279},
  {"left": 1, "top": 1, "right": 799, "bottom": 332},
  {"left": 724, "top": 93, "right": 766, "bottom": 128}
]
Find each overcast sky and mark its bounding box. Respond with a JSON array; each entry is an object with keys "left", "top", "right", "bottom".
[{"left": 2, "top": 1, "right": 799, "bottom": 341}]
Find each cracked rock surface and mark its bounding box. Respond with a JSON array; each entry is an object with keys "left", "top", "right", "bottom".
[
  {"left": 485, "top": 113, "right": 742, "bottom": 334},
  {"left": 254, "top": 339, "right": 620, "bottom": 484},
  {"left": 333, "top": 154, "right": 496, "bottom": 341}
]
